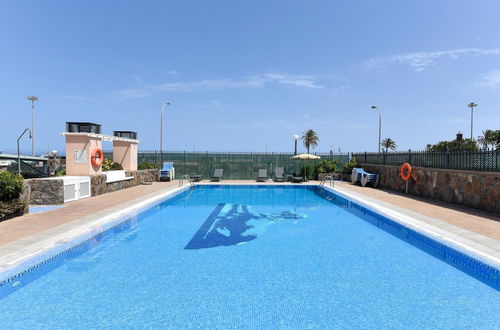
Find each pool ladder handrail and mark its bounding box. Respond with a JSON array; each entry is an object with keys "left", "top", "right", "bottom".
[
  {"left": 319, "top": 175, "right": 334, "bottom": 188},
  {"left": 179, "top": 174, "right": 195, "bottom": 187}
]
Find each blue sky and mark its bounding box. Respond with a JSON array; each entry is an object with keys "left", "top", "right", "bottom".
[{"left": 1, "top": 0, "right": 500, "bottom": 154}]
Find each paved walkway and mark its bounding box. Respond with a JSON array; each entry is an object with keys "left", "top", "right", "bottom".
[{"left": 335, "top": 182, "right": 500, "bottom": 240}]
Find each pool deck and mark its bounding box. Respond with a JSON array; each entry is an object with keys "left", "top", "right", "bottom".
[{"left": 0, "top": 180, "right": 499, "bottom": 277}]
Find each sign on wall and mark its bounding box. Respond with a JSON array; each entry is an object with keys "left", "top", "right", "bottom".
[{"left": 74, "top": 150, "right": 87, "bottom": 163}]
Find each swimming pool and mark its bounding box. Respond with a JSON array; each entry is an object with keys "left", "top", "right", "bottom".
[{"left": 0, "top": 185, "right": 498, "bottom": 328}]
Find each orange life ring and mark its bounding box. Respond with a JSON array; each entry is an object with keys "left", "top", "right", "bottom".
[
  {"left": 91, "top": 148, "right": 104, "bottom": 167},
  {"left": 400, "top": 163, "right": 412, "bottom": 181}
]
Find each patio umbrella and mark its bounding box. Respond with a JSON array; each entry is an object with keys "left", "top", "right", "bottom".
[{"left": 291, "top": 153, "right": 321, "bottom": 180}]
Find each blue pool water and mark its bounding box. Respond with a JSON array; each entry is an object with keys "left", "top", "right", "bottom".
[{"left": 0, "top": 185, "right": 499, "bottom": 328}]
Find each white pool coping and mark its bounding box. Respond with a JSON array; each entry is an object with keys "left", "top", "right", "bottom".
[{"left": 0, "top": 182, "right": 498, "bottom": 284}]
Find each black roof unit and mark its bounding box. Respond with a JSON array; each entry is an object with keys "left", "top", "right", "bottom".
[
  {"left": 66, "top": 122, "right": 102, "bottom": 134},
  {"left": 113, "top": 131, "right": 137, "bottom": 140}
]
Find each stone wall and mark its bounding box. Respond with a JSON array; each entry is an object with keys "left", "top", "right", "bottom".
[
  {"left": 360, "top": 164, "right": 500, "bottom": 214},
  {"left": 26, "top": 178, "right": 65, "bottom": 205},
  {"left": 91, "top": 169, "right": 158, "bottom": 197},
  {"left": 25, "top": 169, "right": 159, "bottom": 205}
]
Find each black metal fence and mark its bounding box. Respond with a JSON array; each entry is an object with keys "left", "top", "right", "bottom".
[
  {"left": 353, "top": 150, "right": 500, "bottom": 172},
  {"left": 104, "top": 150, "right": 350, "bottom": 180}
]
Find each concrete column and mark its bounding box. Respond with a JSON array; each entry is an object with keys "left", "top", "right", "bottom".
[
  {"left": 113, "top": 140, "right": 138, "bottom": 171},
  {"left": 65, "top": 134, "right": 103, "bottom": 176}
]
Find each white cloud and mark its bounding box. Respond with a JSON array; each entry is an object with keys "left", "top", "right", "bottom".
[
  {"left": 476, "top": 69, "right": 500, "bottom": 86},
  {"left": 365, "top": 48, "right": 500, "bottom": 72},
  {"left": 111, "top": 73, "right": 324, "bottom": 99}
]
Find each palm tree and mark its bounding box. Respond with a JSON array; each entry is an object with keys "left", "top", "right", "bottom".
[
  {"left": 478, "top": 129, "right": 495, "bottom": 150},
  {"left": 301, "top": 129, "right": 319, "bottom": 154},
  {"left": 381, "top": 138, "right": 397, "bottom": 153}
]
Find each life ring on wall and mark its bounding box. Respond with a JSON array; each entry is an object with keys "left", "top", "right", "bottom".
[
  {"left": 91, "top": 148, "right": 104, "bottom": 167},
  {"left": 400, "top": 163, "right": 412, "bottom": 181}
]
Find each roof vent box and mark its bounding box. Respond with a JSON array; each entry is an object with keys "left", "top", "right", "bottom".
[
  {"left": 66, "top": 122, "right": 102, "bottom": 134},
  {"left": 113, "top": 131, "right": 137, "bottom": 140}
]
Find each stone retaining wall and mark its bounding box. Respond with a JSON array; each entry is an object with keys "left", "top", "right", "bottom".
[
  {"left": 91, "top": 169, "right": 158, "bottom": 196},
  {"left": 25, "top": 169, "right": 159, "bottom": 205},
  {"left": 26, "top": 178, "right": 65, "bottom": 205},
  {"left": 360, "top": 164, "right": 500, "bottom": 214}
]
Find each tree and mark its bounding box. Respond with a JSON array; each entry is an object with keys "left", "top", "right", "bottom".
[
  {"left": 477, "top": 129, "right": 500, "bottom": 150},
  {"left": 381, "top": 138, "right": 397, "bottom": 152},
  {"left": 477, "top": 130, "right": 490, "bottom": 150},
  {"left": 494, "top": 130, "right": 500, "bottom": 150},
  {"left": 426, "top": 138, "right": 478, "bottom": 152},
  {"left": 301, "top": 129, "right": 319, "bottom": 154}
]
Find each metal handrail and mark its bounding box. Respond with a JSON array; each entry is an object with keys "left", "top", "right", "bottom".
[
  {"left": 179, "top": 174, "right": 194, "bottom": 187},
  {"left": 319, "top": 175, "right": 334, "bottom": 188}
]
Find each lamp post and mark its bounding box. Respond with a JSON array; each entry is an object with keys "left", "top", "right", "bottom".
[
  {"left": 17, "top": 128, "right": 32, "bottom": 175},
  {"left": 27, "top": 96, "right": 38, "bottom": 156},
  {"left": 160, "top": 102, "right": 171, "bottom": 165},
  {"left": 371, "top": 106, "right": 382, "bottom": 153},
  {"left": 293, "top": 134, "right": 299, "bottom": 155},
  {"left": 467, "top": 102, "right": 478, "bottom": 140}
]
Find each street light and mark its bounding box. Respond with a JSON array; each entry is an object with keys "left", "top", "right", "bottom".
[
  {"left": 293, "top": 134, "right": 299, "bottom": 155},
  {"left": 160, "top": 102, "right": 171, "bottom": 165},
  {"left": 371, "top": 106, "right": 382, "bottom": 153},
  {"left": 27, "top": 96, "right": 38, "bottom": 156},
  {"left": 17, "top": 128, "right": 32, "bottom": 175},
  {"left": 467, "top": 102, "right": 478, "bottom": 140}
]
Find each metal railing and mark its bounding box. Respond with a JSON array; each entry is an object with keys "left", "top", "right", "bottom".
[
  {"left": 353, "top": 149, "right": 500, "bottom": 172},
  {"left": 179, "top": 174, "right": 194, "bottom": 187},
  {"left": 319, "top": 175, "right": 334, "bottom": 188}
]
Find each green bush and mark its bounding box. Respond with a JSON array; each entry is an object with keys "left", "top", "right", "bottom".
[
  {"left": 299, "top": 164, "right": 315, "bottom": 180},
  {"left": 102, "top": 158, "right": 123, "bottom": 171},
  {"left": 342, "top": 157, "right": 359, "bottom": 174},
  {"left": 0, "top": 171, "right": 24, "bottom": 202},
  {"left": 56, "top": 169, "right": 66, "bottom": 176},
  {"left": 314, "top": 160, "right": 338, "bottom": 174},
  {"left": 138, "top": 162, "right": 158, "bottom": 170}
]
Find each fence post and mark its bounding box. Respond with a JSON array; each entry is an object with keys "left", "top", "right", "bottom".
[
  {"left": 408, "top": 149, "right": 412, "bottom": 164},
  {"left": 496, "top": 149, "right": 499, "bottom": 171},
  {"left": 445, "top": 147, "right": 449, "bottom": 169},
  {"left": 364, "top": 151, "right": 367, "bottom": 164}
]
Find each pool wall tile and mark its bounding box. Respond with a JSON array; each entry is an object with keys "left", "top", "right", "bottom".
[
  {"left": 0, "top": 184, "right": 498, "bottom": 297},
  {"left": 317, "top": 186, "right": 499, "bottom": 290}
]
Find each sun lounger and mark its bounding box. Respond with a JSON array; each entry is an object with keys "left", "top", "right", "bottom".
[
  {"left": 351, "top": 168, "right": 378, "bottom": 187},
  {"left": 256, "top": 169, "right": 267, "bottom": 182},
  {"left": 159, "top": 162, "right": 175, "bottom": 181},
  {"left": 274, "top": 167, "right": 284, "bottom": 182},
  {"left": 211, "top": 169, "right": 223, "bottom": 182},
  {"left": 292, "top": 176, "right": 304, "bottom": 183},
  {"left": 190, "top": 175, "right": 203, "bottom": 182}
]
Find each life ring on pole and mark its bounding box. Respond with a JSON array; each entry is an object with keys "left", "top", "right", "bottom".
[
  {"left": 400, "top": 163, "right": 412, "bottom": 181},
  {"left": 91, "top": 148, "right": 104, "bottom": 167}
]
